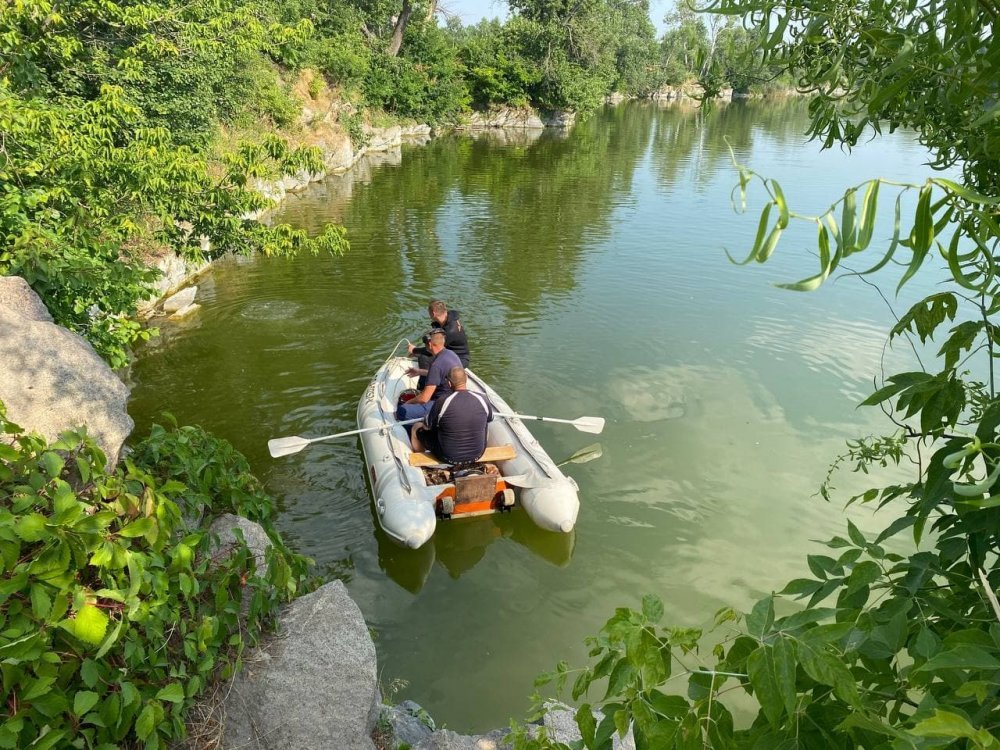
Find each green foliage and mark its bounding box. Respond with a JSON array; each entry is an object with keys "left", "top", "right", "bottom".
[
  {"left": 0, "top": 403, "right": 311, "bottom": 749},
  {"left": 511, "top": 0, "right": 1000, "bottom": 746},
  {"left": 1, "top": 1, "right": 349, "bottom": 367},
  {"left": 364, "top": 22, "right": 470, "bottom": 122},
  {"left": 459, "top": 19, "right": 542, "bottom": 109}
]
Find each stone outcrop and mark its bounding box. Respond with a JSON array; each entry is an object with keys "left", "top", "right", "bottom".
[
  {"left": 412, "top": 728, "right": 511, "bottom": 749},
  {"left": 0, "top": 276, "right": 132, "bottom": 466},
  {"left": 220, "top": 580, "right": 379, "bottom": 750},
  {"left": 463, "top": 107, "right": 576, "bottom": 130}
]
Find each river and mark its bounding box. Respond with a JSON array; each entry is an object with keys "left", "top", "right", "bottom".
[{"left": 129, "top": 99, "right": 944, "bottom": 731}]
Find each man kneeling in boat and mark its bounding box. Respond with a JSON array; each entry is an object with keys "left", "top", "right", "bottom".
[
  {"left": 396, "top": 330, "right": 462, "bottom": 421},
  {"left": 411, "top": 367, "right": 494, "bottom": 464}
]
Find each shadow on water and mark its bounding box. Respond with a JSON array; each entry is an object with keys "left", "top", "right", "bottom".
[{"left": 374, "top": 508, "right": 576, "bottom": 593}]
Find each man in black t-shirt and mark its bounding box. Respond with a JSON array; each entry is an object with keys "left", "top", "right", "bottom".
[
  {"left": 411, "top": 367, "right": 493, "bottom": 464},
  {"left": 408, "top": 300, "right": 470, "bottom": 376}
]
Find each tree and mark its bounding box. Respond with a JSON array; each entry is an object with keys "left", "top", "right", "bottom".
[
  {"left": 510, "top": 1, "right": 1000, "bottom": 747},
  {"left": 659, "top": 1, "right": 708, "bottom": 85}
]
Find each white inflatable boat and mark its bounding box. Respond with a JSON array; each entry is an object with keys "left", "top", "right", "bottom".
[{"left": 357, "top": 355, "right": 581, "bottom": 549}]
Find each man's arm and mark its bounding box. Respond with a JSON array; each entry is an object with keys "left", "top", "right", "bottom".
[{"left": 410, "top": 384, "right": 437, "bottom": 405}]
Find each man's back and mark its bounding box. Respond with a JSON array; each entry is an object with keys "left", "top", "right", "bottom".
[{"left": 426, "top": 390, "right": 493, "bottom": 463}]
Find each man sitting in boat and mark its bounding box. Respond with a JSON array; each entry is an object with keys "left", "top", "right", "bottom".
[
  {"left": 396, "top": 330, "right": 462, "bottom": 421},
  {"left": 407, "top": 300, "right": 470, "bottom": 386},
  {"left": 411, "top": 366, "right": 494, "bottom": 464}
]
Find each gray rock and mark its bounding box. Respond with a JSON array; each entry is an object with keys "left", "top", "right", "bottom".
[
  {"left": 381, "top": 700, "right": 435, "bottom": 747},
  {"left": 221, "top": 580, "right": 379, "bottom": 750},
  {"left": 0, "top": 278, "right": 132, "bottom": 466},
  {"left": 208, "top": 514, "right": 272, "bottom": 576},
  {"left": 0, "top": 276, "right": 52, "bottom": 322},
  {"left": 168, "top": 302, "right": 201, "bottom": 320},
  {"left": 414, "top": 728, "right": 511, "bottom": 750},
  {"left": 544, "top": 704, "right": 635, "bottom": 749},
  {"left": 162, "top": 286, "right": 197, "bottom": 313}
]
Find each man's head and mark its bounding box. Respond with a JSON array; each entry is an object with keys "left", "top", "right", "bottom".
[
  {"left": 427, "top": 330, "right": 446, "bottom": 354},
  {"left": 446, "top": 366, "right": 467, "bottom": 390},
  {"left": 428, "top": 300, "right": 448, "bottom": 326}
]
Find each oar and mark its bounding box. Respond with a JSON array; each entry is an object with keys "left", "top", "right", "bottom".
[
  {"left": 502, "top": 444, "right": 604, "bottom": 489},
  {"left": 497, "top": 413, "right": 605, "bottom": 435},
  {"left": 557, "top": 443, "right": 602, "bottom": 466},
  {"left": 268, "top": 418, "right": 422, "bottom": 458}
]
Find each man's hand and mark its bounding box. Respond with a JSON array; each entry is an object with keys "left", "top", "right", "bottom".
[
  {"left": 406, "top": 367, "right": 419, "bottom": 377},
  {"left": 407, "top": 342, "right": 415, "bottom": 355}
]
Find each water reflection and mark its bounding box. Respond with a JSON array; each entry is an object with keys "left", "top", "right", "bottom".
[
  {"left": 376, "top": 511, "right": 576, "bottom": 594},
  {"left": 650, "top": 97, "right": 813, "bottom": 191}
]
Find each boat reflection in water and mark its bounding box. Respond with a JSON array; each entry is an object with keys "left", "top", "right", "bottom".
[{"left": 374, "top": 509, "right": 576, "bottom": 593}]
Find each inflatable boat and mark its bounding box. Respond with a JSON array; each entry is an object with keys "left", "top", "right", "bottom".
[{"left": 357, "top": 354, "right": 581, "bottom": 549}]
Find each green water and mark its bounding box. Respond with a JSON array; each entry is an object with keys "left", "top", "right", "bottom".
[{"left": 129, "top": 99, "right": 944, "bottom": 731}]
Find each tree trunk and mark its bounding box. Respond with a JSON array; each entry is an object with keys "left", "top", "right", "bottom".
[
  {"left": 387, "top": 0, "right": 413, "bottom": 57},
  {"left": 425, "top": 0, "right": 437, "bottom": 22}
]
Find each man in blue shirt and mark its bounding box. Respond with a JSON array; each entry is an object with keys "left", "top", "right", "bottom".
[
  {"left": 396, "top": 330, "right": 462, "bottom": 421},
  {"left": 411, "top": 366, "right": 493, "bottom": 464}
]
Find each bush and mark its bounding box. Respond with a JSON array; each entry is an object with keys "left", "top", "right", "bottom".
[
  {"left": 0, "top": 405, "right": 311, "bottom": 749},
  {"left": 363, "top": 23, "right": 469, "bottom": 123},
  {"left": 458, "top": 20, "right": 540, "bottom": 109}
]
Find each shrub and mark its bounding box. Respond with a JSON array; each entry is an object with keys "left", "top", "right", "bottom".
[{"left": 0, "top": 405, "right": 311, "bottom": 749}]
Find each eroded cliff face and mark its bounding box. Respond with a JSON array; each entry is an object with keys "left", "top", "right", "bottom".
[{"left": 0, "top": 276, "right": 133, "bottom": 466}]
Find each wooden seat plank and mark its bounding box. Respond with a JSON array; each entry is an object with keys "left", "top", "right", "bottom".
[{"left": 409, "top": 443, "right": 516, "bottom": 467}]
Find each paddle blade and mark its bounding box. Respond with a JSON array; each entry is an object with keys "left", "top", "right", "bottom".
[
  {"left": 574, "top": 417, "right": 605, "bottom": 434},
  {"left": 268, "top": 436, "right": 311, "bottom": 458},
  {"left": 560, "top": 443, "right": 602, "bottom": 466}
]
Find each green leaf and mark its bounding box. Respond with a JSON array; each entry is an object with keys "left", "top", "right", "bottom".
[
  {"left": 846, "top": 521, "right": 865, "bottom": 547},
  {"left": 911, "top": 709, "right": 998, "bottom": 746},
  {"left": 746, "top": 596, "right": 775, "bottom": 639},
  {"left": 30, "top": 582, "right": 52, "bottom": 619},
  {"left": 64, "top": 604, "right": 110, "bottom": 646},
  {"left": 915, "top": 644, "right": 1000, "bottom": 672},
  {"left": 796, "top": 636, "right": 859, "bottom": 706},
  {"left": 575, "top": 703, "right": 596, "bottom": 747},
  {"left": 747, "top": 638, "right": 797, "bottom": 727},
  {"left": 80, "top": 659, "right": 100, "bottom": 688},
  {"left": 15, "top": 512, "right": 48, "bottom": 542},
  {"left": 41, "top": 451, "right": 65, "bottom": 478},
  {"left": 843, "top": 560, "right": 881, "bottom": 599},
  {"left": 135, "top": 703, "right": 157, "bottom": 741},
  {"left": 118, "top": 517, "right": 154, "bottom": 538},
  {"left": 74, "top": 690, "right": 100, "bottom": 717},
  {"left": 641, "top": 594, "right": 664, "bottom": 623},
  {"left": 155, "top": 683, "right": 185, "bottom": 703}
]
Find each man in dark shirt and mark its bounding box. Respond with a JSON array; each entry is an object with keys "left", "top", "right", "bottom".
[
  {"left": 411, "top": 367, "right": 493, "bottom": 464},
  {"left": 408, "top": 300, "right": 470, "bottom": 375},
  {"left": 396, "top": 330, "right": 462, "bottom": 421}
]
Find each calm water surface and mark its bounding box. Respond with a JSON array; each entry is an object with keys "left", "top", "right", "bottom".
[{"left": 129, "top": 100, "right": 946, "bottom": 731}]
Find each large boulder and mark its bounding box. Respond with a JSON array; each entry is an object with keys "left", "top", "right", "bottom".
[
  {"left": 0, "top": 276, "right": 132, "bottom": 466},
  {"left": 413, "top": 729, "right": 511, "bottom": 750},
  {"left": 221, "top": 580, "right": 380, "bottom": 749}
]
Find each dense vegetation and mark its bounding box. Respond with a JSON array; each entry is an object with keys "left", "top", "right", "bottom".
[
  {"left": 0, "top": 0, "right": 768, "bottom": 369},
  {"left": 0, "top": 404, "right": 311, "bottom": 749},
  {"left": 511, "top": 0, "right": 1000, "bottom": 748}
]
